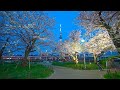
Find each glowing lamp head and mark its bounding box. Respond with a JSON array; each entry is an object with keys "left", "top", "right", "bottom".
[{"left": 81, "top": 39, "right": 85, "bottom": 42}]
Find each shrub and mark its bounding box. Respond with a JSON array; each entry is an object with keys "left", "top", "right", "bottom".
[
  {"left": 52, "top": 61, "right": 99, "bottom": 70},
  {"left": 104, "top": 72, "right": 120, "bottom": 79}
]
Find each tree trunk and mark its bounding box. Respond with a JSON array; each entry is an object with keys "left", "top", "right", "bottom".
[
  {"left": 0, "top": 45, "right": 6, "bottom": 60},
  {"left": 0, "top": 51, "right": 3, "bottom": 60},
  {"left": 22, "top": 49, "right": 30, "bottom": 67},
  {"left": 93, "top": 53, "right": 97, "bottom": 63},
  {"left": 75, "top": 54, "right": 78, "bottom": 64},
  {"left": 0, "top": 50, "right": 5, "bottom": 65},
  {"left": 22, "top": 39, "right": 36, "bottom": 67},
  {"left": 71, "top": 54, "right": 78, "bottom": 64},
  {"left": 22, "top": 38, "right": 37, "bottom": 67}
]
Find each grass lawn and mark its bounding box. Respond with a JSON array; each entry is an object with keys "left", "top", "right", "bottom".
[
  {"left": 52, "top": 61, "right": 102, "bottom": 70},
  {"left": 0, "top": 63, "right": 53, "bottom": 79},
  {"left": 104, "top": 72, "right": 120, "bottom": 79}
]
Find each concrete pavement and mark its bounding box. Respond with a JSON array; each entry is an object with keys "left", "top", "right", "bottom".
[{"left": 46, "top": 66, "right": 107, "bottom": 79}]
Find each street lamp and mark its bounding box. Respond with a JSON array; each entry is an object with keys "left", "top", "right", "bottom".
[
  {"left": 46, "top": 50, "right": 48, "bottom": 61},
  {"left": 81, "top": 39, "right": 85, "bottom": 43},
  {"left": 80, "top": 39, "right": 86, "bottom": 69},
  {"left": 104, "top": 52, "right": 106, "bottom": 60},
  {"left": 83, "top": 53, "right": 86, "bottom": 69},
  {"left": 110, "top": 50, "right": 112, "bottom": 56}
]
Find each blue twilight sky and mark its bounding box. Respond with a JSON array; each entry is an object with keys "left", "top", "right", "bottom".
[
  {"left": 45, "top": 11, "right": 85, "bottom": 41},
  {"left": 36, "top": 11, "right": 81, "bottom": 54}
]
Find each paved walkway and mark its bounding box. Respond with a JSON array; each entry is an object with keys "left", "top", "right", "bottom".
[{"left": 46, "top": 66, "right": 107, "bottom": 79}]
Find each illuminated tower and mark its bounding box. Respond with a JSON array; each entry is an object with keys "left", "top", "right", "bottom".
[
  {"left": 59, "top": 24, "right": 63, "bottom": 59},
  {"left": 59, "top": 24, "right": 62, "bottom": 42}
]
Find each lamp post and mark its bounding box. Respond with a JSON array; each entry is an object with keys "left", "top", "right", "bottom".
[
  {"left": 104, "top": 52, "right": 106, "bottom": 60},
  {"left": 81, "top": 39, "right": 86, "bottom": 69},
  {"left": 83, "top": 53, "right": 86, "bottom": 69},
  {"left": 40, "top": 51, "right": 42, "bottom": 61},
  {"left": 46, "top": 50, "right": 47, "bottom": 61},
  {"left": 8, "top": 50, "right": 10, "bottom": 61},
  {"left": 106, "top": 60, "right": 108, "bottom": 70},
  {"left": 110, "top": 50, "right": 112, "bottom": 56}
]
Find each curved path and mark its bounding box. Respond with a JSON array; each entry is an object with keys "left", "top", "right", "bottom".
[{"left": 46, "top": 65, "right": 107, "bottom": 79}]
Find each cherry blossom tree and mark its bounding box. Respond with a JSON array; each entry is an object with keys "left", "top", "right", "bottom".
[
  {"left": 76, "top": 11, "right": 120, "bottom": 55},
  {"left": 85, "top": 30, "right": 116, "bottom": 63},
  {"left": 64, "top": 40, "right": 83, "bottom": 64},
  {"left": 59, "top": 30, "right": 84, "bottom": 64},
  {"left": 3, "top": 11, "right": 55, "bottom": 66}
]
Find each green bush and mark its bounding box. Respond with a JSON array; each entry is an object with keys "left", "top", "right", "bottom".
[
  {"left": 52, "top": 61, "right": 99, "bottom": 70},
  {"left": 99, "top": 60, "right": 106, "bottom": 68},
  {"left": 104, "top": 72, "right": 120, "bottom": 79}
]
